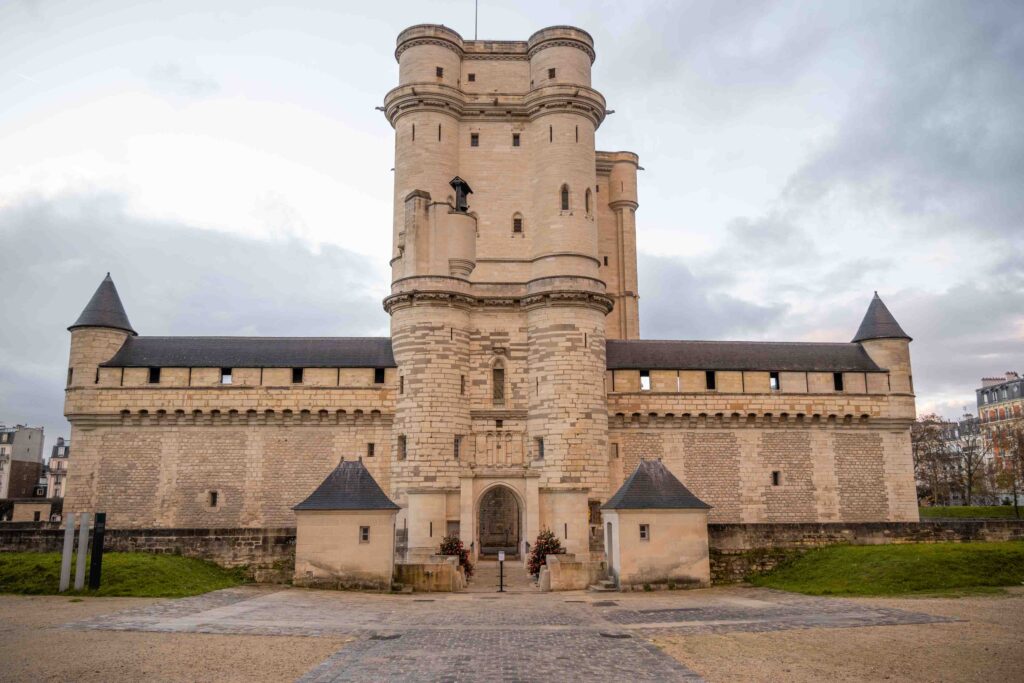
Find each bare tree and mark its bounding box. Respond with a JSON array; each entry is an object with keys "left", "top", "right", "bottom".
[
  {"left": 912, "top": 414, "right": 956, "bottom": 506},
  {"left": 948, "top": 415, "right": 989, "bottom": 506},
  {"left": 992, "top": 416, "right": 1024, "bottom": 519}
]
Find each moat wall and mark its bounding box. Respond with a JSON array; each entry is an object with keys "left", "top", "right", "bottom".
[{"left": 4, "top": 520, "right": 1022, "bottom": 585}]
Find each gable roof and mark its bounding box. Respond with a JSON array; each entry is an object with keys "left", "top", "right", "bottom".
[
  {"left": 68, "top": 274, "right": 136, "bottom": 335},
  {"left": 293, "top": 460, "right": 399, "bottom": 511},
  {"left": 102, "top": 336, "right": 395, "bottom": 368},
  {"left": 602, "top": 459, "right": 710, "bottom": 510},
  {"left": 851, "top": 292, "right": 912, "bottom": 343},
  {"left": 606, "top": 339, "right": 883, "bottom": 372}
]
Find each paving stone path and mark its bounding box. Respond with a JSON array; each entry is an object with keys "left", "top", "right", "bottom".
[{"left": 65, "top": 586, "right": 956, "bottom": 682}]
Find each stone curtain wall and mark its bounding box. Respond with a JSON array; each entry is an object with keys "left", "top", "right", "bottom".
[
  {"left": 709, "top": 520, "right": 1024, "bottom": 583},
  {"left": 609, "top": 424, "right": 917, "bottom": 523},
  {"left": 65, "top": 419, "right": 393, "bottom": 528}
]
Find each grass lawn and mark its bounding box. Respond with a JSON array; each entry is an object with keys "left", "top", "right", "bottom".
[
  {"left": 0, "top": 552, "right": 246, "bottom": 597},
  {"left": 919, "top": 505, "right": 1020, "bottom": 519},
  {"left": 751, "top": 541, "right": 1024, "bottom": 596}
]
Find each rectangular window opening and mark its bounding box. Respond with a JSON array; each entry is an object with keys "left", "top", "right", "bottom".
[
  {"left": 148, "top": 367, "right": 161, "bottom": 384},
  {"left": 470, "top": 132, "right": 479, "bottom": 147},
  {"left": 549, "top": 125, "right": 553, "bottom": 142},
  {"left": 769, "top": 371, "right": 780, "bottom": 391},
  {"left": 359, "top": 526, "right": 370, "bottom": 543},
  {"left": 563, "top": 522, "right": 568, "bottom": 539},
  {"left": 221, "top": 368, "right": 233, "bottom": 385},
  {"left": 640, "top": 370, "right": 651, "bottom": 391},
  {"left": 512, "top": 132, "right": 520, "bottom": 147},
  {"left": 467, "top": 72, "right": 475, "bottom": 82},
  {"left": 833, "top": 372, "right": 844, "bottom": 392},
  {"left": 771, "top": 471, "right": 781, "bottom": 486},
  {"left": 575, "top": 125, "right": 578, "bottom": 142},
  {"left": 34, "top": 511, "right": 41, "bottom": 522},
  {"left": 95, "top": 368, "right": 100, "bottom": 384},
  {"left": 705, "top": 370, "right": 716, "bottom": 391},
  {"left": 412, "top": 123, "right": 415, "bottom": 141},
  {"left": 639, "top": 524, "right": 650, "bottom": 540},
  {"left": 454, "top": 435, "right": 461, "bottom": 460},
  {"left": 209, "top": 491, "right": 218, "bottom": 507},
  {"left": 400, "top": 375, "right": 405, "bottom": 394},
  {"left": 535, "top": 437, "right": 544, "bottom": 460},
  {"left": 513, "top": 217, "right": 523, "bottom": 233},
  {"left": 603, "top": 256, "right": 608, "bottom": 266},
  {"left": 492, "top": 367, "right": 505, "bottom": 405},
  {"left": 496, "top": 419, "right": 503, "bottom": 429},
  {"left": 436, "top": 66, "right": 443, "bottom": 77},
  {"left": 398, "top": 435, "right": 407, "bottom": 460},
  {"left": 374, "top": 367, "right": 386, "bottom": 384},
  {"left": 548, "top": 67, "right": 556, "bottom": 79},
  {"left": 367, "top": 442, "right": 375, "bottom": 457},
  {"left": 292, "top": 367, "right": 304, "bottom": 384},
  {"left": 67, "top": 368, "right": 73, "bottom": 387},
  {"left": 460, "top": 374, "right": 466, "bottom": 394},
  {"left": 610, "top": 443, "right": 619, "bottom": 459},
  {"left": 438, "top": 123, "right": 441, "bottom": 141}
]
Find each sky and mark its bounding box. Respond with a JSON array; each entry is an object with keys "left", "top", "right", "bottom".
[{"left": 1, "top": 0, "right": 1022, "bottom": 446}]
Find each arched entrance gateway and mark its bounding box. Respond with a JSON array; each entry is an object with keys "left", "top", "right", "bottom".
[{"left": 477, "top": 485, "right": 521, "bottom": 558}]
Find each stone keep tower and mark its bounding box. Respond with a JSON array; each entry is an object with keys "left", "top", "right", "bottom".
[{"left": 382, "top": 25, "right": 639, "bottom": 560}]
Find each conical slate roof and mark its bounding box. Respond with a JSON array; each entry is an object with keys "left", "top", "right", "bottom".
[
  {"left": 68, "top": 274, "right": 136, "bottom": 335},
  {"left": 851, "top": 292, "right": 911, "bottom": 343},
  {"left": 602, "top": 459, "right": 710, "bottom": 510},
  {"left": 293, "top": 460, "right": 399, "bottom": 511}
]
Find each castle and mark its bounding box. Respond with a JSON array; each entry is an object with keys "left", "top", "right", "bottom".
[{"left": 63, "top": 25, "right": 918, "bottom": 563}]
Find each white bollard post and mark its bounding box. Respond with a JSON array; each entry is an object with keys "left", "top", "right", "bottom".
[
  {"left": 74, "top": 512, "right": 90, "bottom": 591},
  {"left": 59, "top": 512, "right": 76, "bottom": 592}
]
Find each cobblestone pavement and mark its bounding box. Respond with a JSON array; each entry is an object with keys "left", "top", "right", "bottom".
[{"left": 65, "top": 586, "right": 955, "bottom": 682}]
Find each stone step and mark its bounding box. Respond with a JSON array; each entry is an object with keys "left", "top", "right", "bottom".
[{"left": 588, "top": 583, "right": 618, "bottom": 592}]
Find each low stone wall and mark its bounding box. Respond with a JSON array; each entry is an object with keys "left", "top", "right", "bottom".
[
  {"left": 394, "top": 556, "right": 465, "bottom": 592},
  {"left": 539, "top": 553, "right": 605, "bottom": 591},
  {"left": 0, "top": 526, "right": 296, "bottom": 582},
  {"left": 708, "top": 520, "right": 1024, "bottom": 583}
]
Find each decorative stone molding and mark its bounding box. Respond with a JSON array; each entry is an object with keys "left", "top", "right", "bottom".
[
  {"left": 527, "top": 38, "right": 596, "bottom": 64},
  {"left": 384, "top": 289, "right": 613, "bottom": 315},
  {"left": 69, "top": 408, "right": 394, "bottom": 429}
]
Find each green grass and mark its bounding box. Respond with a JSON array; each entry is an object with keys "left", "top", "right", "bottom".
[
  {"left": 0, "top": 552, "right": 247, "bottom": 598},
  {"left": 919, "top": 505, "right": 1020, "bottom": 519},
  {"left": 750, "top": 541, "right": 1024, "bottom": 596}
]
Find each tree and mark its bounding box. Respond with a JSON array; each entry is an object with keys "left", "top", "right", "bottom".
[
  {"left": 912, "top": 414, "right": 956, "bottom": 506},
  {"left": 948, "top": 415, "right": 989, "bottom": 506},
  {"left": 439, "top": 534, "right": 473, "bottom": 578},
  {"left": 991, "top": 417, "right": 1024, "bottom": 519},
  {"left": 526, "top": 527, "right": 563, "bottom": 577}
]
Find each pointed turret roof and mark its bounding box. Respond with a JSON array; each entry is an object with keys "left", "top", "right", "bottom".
[
  {"left": 602, "top": 459, "right": 710, "bottom": 510},
  {"left": 293, "top": 460, "right": 399, "bottom": 511},
  {"left": 68, "top": 274, "right": 136, "bottom": 335},
  {"left": 851, "top": 292, "right": 911, "bottom": 343}
]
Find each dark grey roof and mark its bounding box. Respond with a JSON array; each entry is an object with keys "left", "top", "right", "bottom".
[
  {"left": 102, "top": 336, "right": 395, "bottom": 368},
  {"left": 602, "top": 460, "right": 710, "bottom": 510},
  {"left": 294, "top": 460, "right": 399, "bottom": 511},
  {"left": 851, "top": 292, "right": 912, "bottom": 343},
  {"left": 606, "top": 340, "right": 883, "bottom": 372},
  {"left": 68, "top": 274, "right": 136, "bottom": 335}
]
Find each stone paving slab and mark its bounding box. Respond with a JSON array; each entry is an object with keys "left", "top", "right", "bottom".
[{"left": 298, "top": 629, "right": 703, "bottom": 683}]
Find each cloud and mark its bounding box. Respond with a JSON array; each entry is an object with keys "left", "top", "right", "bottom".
[
  {"left": 0, "top": 192, "right": 389, "bottom": 439},
  {"left": 147, "top": 63, "right": 220, "bottom": 98}
]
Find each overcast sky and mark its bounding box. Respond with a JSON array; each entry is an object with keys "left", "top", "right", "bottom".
[{"left": 1, "top": 0, "right": 1022, "bottom": 445}]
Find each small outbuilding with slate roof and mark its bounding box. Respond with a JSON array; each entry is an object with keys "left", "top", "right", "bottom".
[
  {"left": 293, "top": 460, "right": 398, "bottom": 591},
  {"left": 602, "top": 459, "right": 711, "bottom": 589}
]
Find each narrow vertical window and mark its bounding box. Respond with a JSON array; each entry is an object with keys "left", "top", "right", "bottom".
[
  {"left": 412, "top": 123, "right": 415, "bottom": 141},
  {"left": 771, "top": 471, "right": 781, "bottom": 486},
  {"left": 460, "top": 374, "right": 466, "bottom": 394},
  {"left": 585, "top": 188, "right": 591, "bottom": 214},
  {"left": 367, "top": 442, "right": 375, "bottom": 457},
  {"left": 639, "top": 524, "right": 650, "bottom": 540},
  {"left": 453, "top": 435, "right": 461, "bottom": 460},
  {"left": 67, "top": 368, "right": 73, "bottom": 386},
  {"left": 833, "top": 372, "right": 844, "bottom": 392},
  {"left": 208, "top": 491, "right": 218, "bottom": 507},
  {"left": 374, "top": 367, "right": 386, "bottom": 384},
  {"left": 549, "top": 125, "right": 553, "bottom": 142},
  {"left": 560, "top": 184, "right": 569, "bottom": 211},
  {"left": 492, "top": 366, "right": 505, "bottom": 405},
  {"left": 512, "top": 213, "right": 523, "bottom": 234},
  {"left": 436, "top": 66, "right": 443, "bottom": 77},
  {"left": 575, "top": 125, "right": 579, "bottom": 142},
  {"left": 359, "top": 526, "right": 370, "bottom": 542},
  {"left": 548, "top": 67, "right": 556, "bottom": 79},
  {"left": 603, "top": 256, "right": 608, "bottom": 266},
  {"left": 398, "top": 435, "right": 407, "bottom": 460},
  {"left": 292, "top": 367, "right": 303, "bottom": 384},
  {"left": 148, "top": 367, "right": 161, "bottom": 384},
  {"left": 400, "top": 375, "right": 404, "bottom": 394},
  {"left": 512, "top": 132, "right": 520, "bottom": 147},
  {"left": 769, "top": 372, "right": 780, "bottom": 391},
  {"left": 470, "top": 132, "right": 479, "bottom": 147},
  {"left": 705, "top": 371, "right": 716, "bottom": 391},
  {"left": 640, "top": 370, "right": 651, "bottom": 391},
  {"left": 535, "top": 437, "right": 545, "bottom": 459},
  {"left": 221, "top": 368, "right": 233, "bottom": 384},
  {"left": 438, "top": 123, "right": 441, "bottom": 141}
]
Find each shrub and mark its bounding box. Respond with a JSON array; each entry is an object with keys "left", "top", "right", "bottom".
[
  {"left": 439, "top": 535, "right": 473, "bottom": 578},
  {"left": 526, "top": 527, "right": 563, "bottom": 576}
]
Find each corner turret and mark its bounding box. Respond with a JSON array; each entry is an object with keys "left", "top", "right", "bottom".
[
  {"left": 66, "top": 274, "right": 134, "bottom": 392},
  {"left": 853, "top": 292, "right": 914, "bottom": 396}
]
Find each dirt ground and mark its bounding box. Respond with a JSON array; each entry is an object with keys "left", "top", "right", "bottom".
[
  {"left": 655, "top": 587, "right": 1024, "bottom": 683},
  {"left": 0, "top": 595, "right": 349, "bottom": 683}
]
